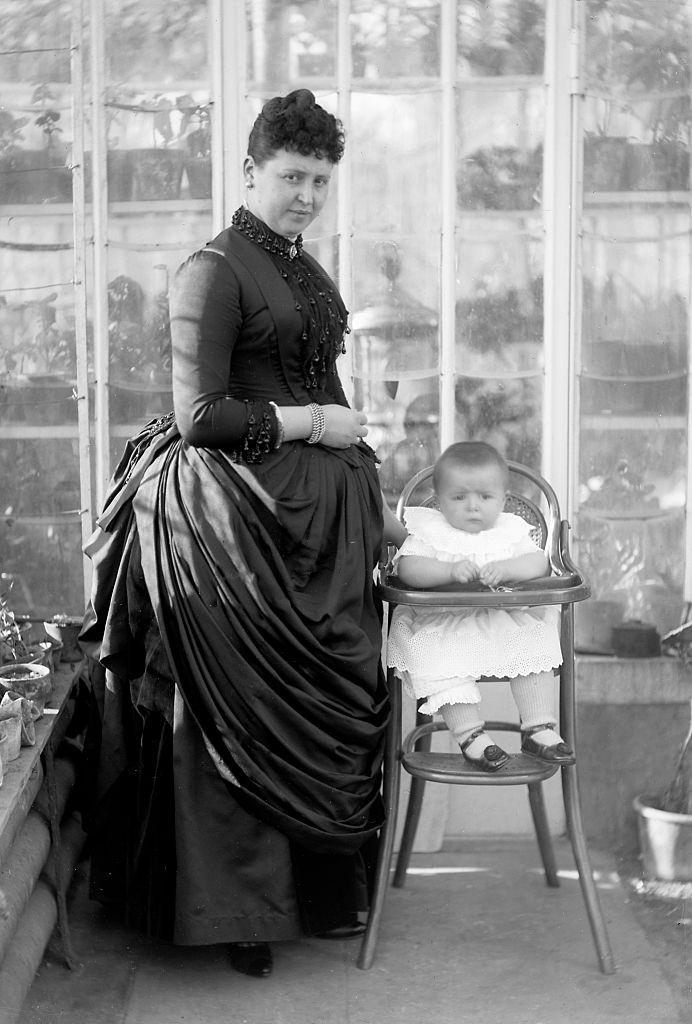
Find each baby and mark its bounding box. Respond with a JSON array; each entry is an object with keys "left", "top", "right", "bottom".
[{"left": 387, "top": 441, "right": 574, "bottom": 771}]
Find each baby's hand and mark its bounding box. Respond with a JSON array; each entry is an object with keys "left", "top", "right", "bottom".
[
  {"left": 450, "top": 559, "right": 479, "bottom": 584},
  {"left": 479, "top": 560, "right": 509, "bottom": 588}
]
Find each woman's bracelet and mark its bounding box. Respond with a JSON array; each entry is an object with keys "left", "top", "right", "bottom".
[
  {"left": 269, "top": 402, "right": 285, "bottom": 448},
  {"left": 306, "top": 402, "right": 326, "bottom": 444}
]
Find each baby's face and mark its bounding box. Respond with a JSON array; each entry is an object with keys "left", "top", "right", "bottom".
[{"left": 436, "top": 462, "right": 506, "bottom": 533}]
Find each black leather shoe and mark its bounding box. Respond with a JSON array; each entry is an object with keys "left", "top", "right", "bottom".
[
  {"left": 460, "top": 729, "right": 509, "bottom": 772},
  {"left": 314, "top": 918, "right": 367, "bottom": 940},
  {"left": 521, "top": 723, "right": 576, "bottom": 766},
  {"left": 228, "top": 942, "right": 273, "bottom": 977}
]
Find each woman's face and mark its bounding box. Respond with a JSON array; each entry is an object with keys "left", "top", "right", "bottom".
[{"left": 244, "top": 148, "right": 334, "bottom": 238}]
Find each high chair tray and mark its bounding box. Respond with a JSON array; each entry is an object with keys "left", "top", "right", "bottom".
[{"left": 377, "top": 572, "right": 590, "bottom": 608}]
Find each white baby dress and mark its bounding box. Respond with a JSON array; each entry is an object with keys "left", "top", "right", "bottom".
[{"left": 387, "top": 507, "right": 563, "bottom": 714}]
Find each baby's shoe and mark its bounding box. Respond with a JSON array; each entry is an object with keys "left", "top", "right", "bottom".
[
  {"left": 521, "top": 722, "right": 575, "bottom": 765},
  {"left": 460, "top": 728, "right": 509, "bottom": 772}
]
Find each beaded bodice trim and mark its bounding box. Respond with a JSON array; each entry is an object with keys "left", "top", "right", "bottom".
[
  {"left": 231, "top": 207, "right": 349, "bottom": 391},
  {"left": 231, "top": 206, "right": 303, "bottom": 261}
]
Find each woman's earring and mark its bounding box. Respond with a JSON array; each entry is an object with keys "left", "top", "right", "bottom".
[{"left": 246, "top": 179, "right": 254, "bottom": 189}]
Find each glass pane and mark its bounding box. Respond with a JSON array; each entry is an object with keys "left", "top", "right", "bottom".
[
  {"left": 0, "top": 2, "right": 82, "bottom": 617},
  {"left": 457, "top": 0, "right": 546, "bottom": 78},
  {"left": 0, "top": 520, "right": 85, "bottom": 619},
  {"left": 580, "top": 212, "right": 689, "bottom": 420},
  {"left": 105, "top": 0, "right": 210, "bottom": 81},
  {"left": 455, "top": 220, "right": 544, "bottom": 371},
  {"left": 351, "top": 0, "right": 441, "bottom": 79},
  {"left": 351, "top": 92, "right": 441, "bottom": 231},
  {"left": 576, "top": 423, "right": 686, "bottom": 637},
  {"left": 101, "top": 88, "right": 212, "bottom": 202},
  {"left": 107, "top": 257, "right": 181, "bottom": 425},
  {"left": 351, "top": 235, "right": 440, "bottom": 380},
  {"left": 457, "top": 86, "right": 543, "bottom": 210},
  {"left": 363, "top": 381, "right": 440, "bottom": 507},
  {"left": 246, "top": 0, "right": 338, "bottom": 85},
  {"left": 583, "top": 1, "right": 690, "bottom": 195},
  {"left": 455, "top": 373, "right": 542, "bottom": 469},
  {"left": 579, "top": 0, "right": 691, "bottom": 636},
  {"left": 584, "top": 0, "right": 689, "bottom": 93}
]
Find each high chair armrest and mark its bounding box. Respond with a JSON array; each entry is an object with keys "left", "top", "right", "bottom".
[{"left": 376, "top": 570, "right": 590, "bottom": 608}]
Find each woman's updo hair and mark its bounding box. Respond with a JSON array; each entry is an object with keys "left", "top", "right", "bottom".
[{"left": 248, "top": 89, "right": 345, "bottom": 165}]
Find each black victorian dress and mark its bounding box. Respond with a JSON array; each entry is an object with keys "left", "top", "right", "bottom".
[{"left": 79, "top": 208, "right": 389, "bottom": 944}]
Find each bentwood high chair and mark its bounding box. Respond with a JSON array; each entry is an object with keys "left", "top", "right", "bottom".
[{"left": 358, "top": 461, "right": 616, "bottom": 974}]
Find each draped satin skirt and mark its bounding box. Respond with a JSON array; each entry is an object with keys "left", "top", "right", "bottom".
[{"left": 80, "top": 420, "right": 387, "bottom": 943}]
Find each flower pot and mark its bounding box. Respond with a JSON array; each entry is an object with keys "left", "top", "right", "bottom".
[
  {"left": 0, "top": 150, "right": 72, "bottom": 204},
  {"left": 0, "top": 661, "right": 52, "bottom": 715},
  {"left": 184, "top": 156, "right": 211, "bottom": 199},
  {"left": 634, "top": 795, "right": 692, "bottom": 882},
  {"left": 130, "top": 149, "right": 184, "bottom": 201},
  {"left": 44, "top": 617, "right": 83, "bottom": 663},
  {"left": 1, "top": 641, "right": 53, "bottom": 670}
]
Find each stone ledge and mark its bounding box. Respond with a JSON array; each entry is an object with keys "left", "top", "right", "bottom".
[{"left": 576, "top": 654, "right": 691, "bottom": 704}]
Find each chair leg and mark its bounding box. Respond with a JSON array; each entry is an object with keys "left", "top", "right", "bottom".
[
  {"left": 527, "top": 782, "right": 559, "bottom": 888},
  {"left": 562, "top": 764, "right": 616, "bottom": 974},
  {"left": 392, "top": 773, "right": 427, "bottom": 888},
  {"left": 392, "top": 709, "right": 432, "bottom": 888},
  {"left": 358, "top": 671, "right": 402, "bottom": 970},
  {"left": 559, "top": 604, "right": 615, "bottom": 975}
]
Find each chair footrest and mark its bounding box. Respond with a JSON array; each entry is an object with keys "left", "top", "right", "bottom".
[{"left": 402, "top": 750, "right": 560, "bottom": 785}]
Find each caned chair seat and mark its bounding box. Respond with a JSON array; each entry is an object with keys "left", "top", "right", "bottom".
[{"left": 358, "top": 461, "right": 615, "bottom": 975}]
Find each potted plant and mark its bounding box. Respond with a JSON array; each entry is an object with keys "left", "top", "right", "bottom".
[
  {"left": 128, "top": 92, "right": 185, "bottom": 201},
  {"left": 457, "top": 144, "right": 542, "bottom": 210},
  {"left": 0, "top": 582, "right": 54, "bottom": 669},
  {"left": 580, "top": 275, "right": 688, "bottom": 414},
  {"left": 584, "top": 0, "right": 689, "bottom": 192},
  {"left": 8, "top": 83, "right": 73, "bottom": 204},
  {"left": 14, "top": 292, "right": 77, "bottom": 425},
  {"left": 633, "top": 622, "right": 692, "bottom": 882},
  {"left": 108, "top": 272, "right": 172, "bottom": 423}
]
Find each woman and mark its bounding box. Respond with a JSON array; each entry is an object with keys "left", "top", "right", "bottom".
[{"left": 80, "top": 89, "right": 406, "bottom": 979}]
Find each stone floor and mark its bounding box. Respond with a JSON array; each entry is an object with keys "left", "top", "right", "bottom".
[{"left": 16, "top": 837, "right": 691, "bottom": 1024}]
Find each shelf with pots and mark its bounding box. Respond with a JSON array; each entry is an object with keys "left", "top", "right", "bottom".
[{"left": 88, "top": 88, "right": 212, "bottom": 205}]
